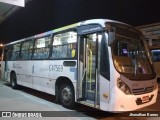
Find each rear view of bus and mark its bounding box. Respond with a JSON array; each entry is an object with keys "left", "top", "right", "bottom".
[{"left": 103, "top": 22, "right": 158, "bottom": 111}]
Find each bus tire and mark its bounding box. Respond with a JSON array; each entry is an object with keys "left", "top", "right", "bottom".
[
  {"left": 60, "top": 83, "right": 75, "bottom": 109},
  {"left": 10, "top": 73, "right": 18, "bottom": 89}
]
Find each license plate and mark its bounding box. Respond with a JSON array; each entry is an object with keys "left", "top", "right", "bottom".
[{"left": 142, "top": 96, "right": 149, "bottom": 102}]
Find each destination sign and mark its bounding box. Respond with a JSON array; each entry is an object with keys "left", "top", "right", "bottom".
[{"left": 77, "top": 24, "right": 102, "bottom": 35}]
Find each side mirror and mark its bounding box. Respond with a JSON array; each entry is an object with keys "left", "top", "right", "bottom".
[{"left": 108, "top": 31, "right": 115, "bottom": 46}]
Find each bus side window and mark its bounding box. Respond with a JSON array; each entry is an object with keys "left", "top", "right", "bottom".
[
  {"left": 71, "top": 44, "right": 76, "bottom": 58},
  {"left": 51, "top": 30, "right": 77, "bottom": 59},
  {"left": 43, "top": 48, "right": 49, "bottom": 58},
  {"left": 33, "top": 35, "right": 51, "bottom": 59},
  {"left": 11, "top": 43, "right": 20, "bottom": 60},
  {"left": 51, "top": 44, "right": 76, "bottom": 59},
  {"left": 3, "top": 49, "right": 11, "bottom": 61},
  {"left": 52, "top": 46, "right": 58, "bottom": 58},
  {"left": 21, "top": 40, "right": 33, "bottom": 60}
]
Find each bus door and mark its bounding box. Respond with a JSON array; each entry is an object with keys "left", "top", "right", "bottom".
[
  {"left": 78, "top": 32, "right": 101, "bottom": 107},
  {"left": 3, "top": 49, "right": 10, "bottom": 80}
]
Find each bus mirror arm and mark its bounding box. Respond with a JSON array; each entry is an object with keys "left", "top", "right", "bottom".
[{"left": 108, "top": 31, "right": 115, "bottom": 46}]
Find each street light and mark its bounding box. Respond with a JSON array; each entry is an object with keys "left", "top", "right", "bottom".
[{"left": 0, "top": 44, "right": 3, "bottom": 47}]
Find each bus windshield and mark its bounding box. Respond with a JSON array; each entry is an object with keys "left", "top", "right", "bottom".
[{"left": 111, "top": 35, "right": 155, "bottom": 80}]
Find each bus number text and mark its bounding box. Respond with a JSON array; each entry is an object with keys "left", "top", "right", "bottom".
[{"left": 49, "top": 65, "right": 63, "bottom": 72}]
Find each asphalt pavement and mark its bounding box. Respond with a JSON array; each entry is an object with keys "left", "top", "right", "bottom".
[{"left": 0, "top": 79, "right": 160, "bottom": 120}]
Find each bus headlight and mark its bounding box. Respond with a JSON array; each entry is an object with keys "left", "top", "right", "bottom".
[{"left": 117, "top": 78, "right": 131, "bottom": 95}]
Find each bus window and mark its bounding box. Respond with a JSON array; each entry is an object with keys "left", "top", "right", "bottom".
[
  {"left": 52, "top": 44, "right": 76, "bottom": 59},
  {"left": 112, "top": 36, "right": 152, "bottom": 75},
  {"left": 11, "top": 43, "right": 20, "bottom": 60},
  {"left": 51, "top": 31, "right": 77, "bottom": 59},
  {"left": 21, "top": 40, "right": 33, "bottom": 59},
  {"left": 33, "top": 36, "right": 51, "bottom": 59},
  {"left": 71, "top": 44, "right": 76, "bottom": 58},
  {"left": 151, "top": 49, "right": 160, "bottom": 62},
  {"left": 151, "top": 49, "right": 160, "bottom": 78},
  {"left": 100, "top": 35, "right": 110, "bottom": 80},
  {"left": 4, "top": 49, "right": 11, "bottom": 61}
]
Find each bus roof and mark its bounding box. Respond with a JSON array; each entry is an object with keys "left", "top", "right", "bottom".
[{"left": 4, "top": 19, "right": 130, "bottom": 46}]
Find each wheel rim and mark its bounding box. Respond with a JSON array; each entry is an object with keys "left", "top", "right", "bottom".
[{"left": 62, "top": 87, "right": 72, "bottom": 103}]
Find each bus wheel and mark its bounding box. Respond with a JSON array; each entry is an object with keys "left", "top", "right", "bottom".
[
  {"left": 10, "top": 73, "right": 18, "bottom": 89},
  {"left": 60, "top": 84, "right": 75, "bottom": 109}
]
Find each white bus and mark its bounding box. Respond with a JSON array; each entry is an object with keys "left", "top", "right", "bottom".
[{"left": 1, "top": 19, "right": 158, "bottom": 111}]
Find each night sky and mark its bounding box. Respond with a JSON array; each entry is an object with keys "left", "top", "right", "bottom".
[{"left": 0, "top": 0, "right": 160, "bottom": 44}]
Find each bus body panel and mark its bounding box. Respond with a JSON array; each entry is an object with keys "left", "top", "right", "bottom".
[
  {"left": 16, "top": 61, "right": 33, "bottom": 88},
  {"left": 48, "top": 60, "right": 77, "bottom": 82},
  {"left": 99, "top": 75, "right": 110, "bottom": 111},
  {"left": 0, "top": 61, "right": 5, "bottom": 80},
  {"left": 110, "top": 84, "right": 157, "bottom": 111},
  {"left": 7, "top": 60, "right": 77, "bottom": 95},
  {"left": 0, "top": 61, "right": 2, "bottom": 80}
]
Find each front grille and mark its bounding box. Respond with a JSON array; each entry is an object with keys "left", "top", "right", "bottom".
[{"left": 132, "top": 86, "right": 154, "bottom": 95}]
